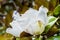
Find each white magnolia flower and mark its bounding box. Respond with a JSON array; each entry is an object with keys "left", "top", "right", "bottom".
[
  {"left": 6, "top": 5, "right": 58, "bottom": 37},
  {"left": 23, "top": 6, "right": 48, "bottom": 35}
]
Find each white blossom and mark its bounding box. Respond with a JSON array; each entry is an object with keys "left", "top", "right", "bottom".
[{"left": 6, "top": 5, "right": 49, "bottom": 37}]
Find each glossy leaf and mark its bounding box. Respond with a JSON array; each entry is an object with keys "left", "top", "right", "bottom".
[
  {"left": 44, "top": 16, "right": 58, "bottom": 33},
  {"left": 54, "top": 4, "right": 60, "bottom": 16},
  {"left": 46, "top": 36, "right": 60, "bottom": 40}
]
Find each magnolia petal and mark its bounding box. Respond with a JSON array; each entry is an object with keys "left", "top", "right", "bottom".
[
  {"left": 38, "top": 5, "right": 48, "bottom": 26},
  {"left": 22, "top": 8, "right": 38, "bottom": 18},
  {"left": 23, "top": 8, "right": 39, "bottom": 35},
  {"left": 6, "top": 28, "right": 23, "bottom": 37},
  {"left": 25, "top": 21, "right": 44, "bottom": 35},
  {"left": 12, "top": 10, "right": 22, "bottom": 21},
  {"left": 39, "top": 5, "right": 48, "bottom": 14},
  {"left": 24, "top": 6, "right": 48, "bottom": 35},
  {"left": 6, "top": 21, "right": 24, "bottom": 37}
]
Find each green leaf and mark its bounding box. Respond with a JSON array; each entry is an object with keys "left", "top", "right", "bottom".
[
  {"left": 44, "top": 25, "right": 50, "bottom": 33},
  {"left": 46, "top": 36, "right": 60, "bottom": 40},
  {"left": 44, "top": 16, "right": 58, "bottom": 33},
  {"left": 16, "top": 37, "right": 32, "bottom": 40},
  {"left": 0, "top": 33, "right": 14, "bottom": 40},
  {"left": 48, "top": 16, "right": 58, "bottom": 27},
  {"left": 54, "top": 4, "right": 60, "bottom": 16},
  {"left": 0, "top": 26, "right": 6, "bottom": 35},
  {"left": 49, "top": 18, "right": 56, "bottom": 23},
  {"left": 16, "top": 37, "right": 20, "bottom": 40},
  {"left": 35, "top": 35, "right": 42, "bottom": 40}
]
